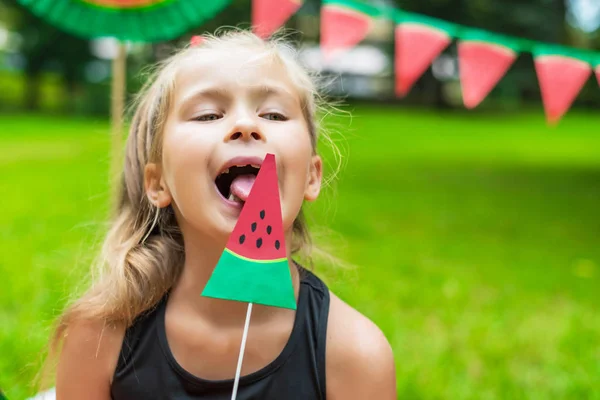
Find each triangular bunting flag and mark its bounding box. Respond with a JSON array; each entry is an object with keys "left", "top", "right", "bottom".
[
  {"left": 202, "top": 154, "right": 296, "bottom": 310},
  {"left": 190, "top": 35, "right": 204, "bottom": 47},
  {"left": 595, "top": 59, "right": 600, "bottom": 86},
  {"left": 534, "top": 46, "right": 592, "bottom": 124},
  {"left": 321, "top": 0, "right": 378, "bottom": 61},
  {"left": 252, "top": 0, "right": 303, "bottom": 38},
  {"left": 394, "top": 12, "right": 457, "bottom": 97},
  {"left": 458, "top": 30, "right": 519, "bottom": 109}
]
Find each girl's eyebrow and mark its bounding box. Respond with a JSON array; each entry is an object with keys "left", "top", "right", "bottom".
[
  {"left": 251, "top": 84, "right": 300, "bottom": 107},
  {"left": 179, "top": 87, "right": 229, "bottom": 108},
  {"left": 178, "top": 83, "right": 297, "bottom": 109},
  {"left": 252, "top": 84, "right": 295, "bottom": 99}
]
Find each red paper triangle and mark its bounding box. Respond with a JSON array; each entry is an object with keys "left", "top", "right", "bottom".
[
  {"left": 252, "top": 0, "right": 302, "bottom": 38},
  {"left": 458, "top": 41, "right": 516, "bottom": 109},
  {"left": 223, "top": 154, "right": 286, "bottom": 261},
  {"left": 535, "top": 55, "right": 591, "bottom": 124},
  {"left": 395, "top": 24, "right": 451, "bottom": 97},
  {"left": 596, "top": 65, "right": 600, "bottom": 87},
  {"left": 190, "top": 35, "right": 204, "bottom": 47},
  {"left": 201, "top": 154, "right": 296, "bottom": 310},
  {"left": 321, "top": 5, "right": 371, "bottom": 61}
]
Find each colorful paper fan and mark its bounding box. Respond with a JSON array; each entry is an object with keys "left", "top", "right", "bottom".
[{"left": 16, "top": 0, "right": 232, "bottom": 42}]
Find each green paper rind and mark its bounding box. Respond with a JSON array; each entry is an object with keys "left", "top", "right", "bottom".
[
  {"left": 533, "top": 44, "right": 593, "bottom": 64},
  {"left": 17, "top": 0, "right": 231, "bottom": 42},
  {"left": 201, "top": 249, "right": 297, "bottom": 310},
  {"left": 458, "top": 27, "right": 521, "bottom": 53},
  {"left": 322, "top": 0, "right": 383, "bottom": 18},
  {"left": 394, "top": 11, "right": 458, "bottom": 37}
]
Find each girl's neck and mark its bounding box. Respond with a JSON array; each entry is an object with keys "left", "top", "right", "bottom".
[{"left": 168, "top": 229, "right": 300, "bottom": 326}]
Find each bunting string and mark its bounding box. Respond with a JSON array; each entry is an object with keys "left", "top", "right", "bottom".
[{"left": 252, "top": 0, "right": 600, "bottom": 124}]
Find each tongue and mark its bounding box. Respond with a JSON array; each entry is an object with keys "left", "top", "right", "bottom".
[{"left": 230, "top": 174, "right": 257, "bottom": 201}]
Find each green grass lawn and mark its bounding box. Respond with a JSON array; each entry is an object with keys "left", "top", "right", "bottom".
[{"left": 2, "top": 108, "right": 600, "bottom": 399}]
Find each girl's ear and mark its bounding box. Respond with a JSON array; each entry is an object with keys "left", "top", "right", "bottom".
[
  {"left": 144, "top": 163, "right": 172, "bottom": 208},
  {"left": 304, "top": 155, "right": 323, "bottom": 201}
]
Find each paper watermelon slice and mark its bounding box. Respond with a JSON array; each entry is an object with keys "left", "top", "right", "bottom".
[
  {"left": 202, "top": 154, "right": 296, "bottom": 310},
  {"left": 457, "top": 31, "right": 519, "bottom": 109},
  {"left": 252, "top": 0, "right": 303, "bottom": 38},
  {"left": 394, "top": 13, "right": 457, "bottom": 97},
  {"left": 320, "top": 0, "right": 375, "bottom": 61},
  {"left": 534, "top": 47, "right": 592, "bottom": 124}
]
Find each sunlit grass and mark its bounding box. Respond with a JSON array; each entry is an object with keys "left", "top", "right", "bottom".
[{"left": 1, "top": 108, "right": 600, "bottom": 399}]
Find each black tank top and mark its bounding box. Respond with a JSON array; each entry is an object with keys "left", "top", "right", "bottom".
[{"left": 111, "top": 267, "right": 330, "bottom": 399}]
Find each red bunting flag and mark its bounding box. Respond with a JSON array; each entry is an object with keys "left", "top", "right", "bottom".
[
  {"left": 595, "top": 61, "right": 600, "bottom": 86},
  {"left": 321, "top": 0, "right": 375, "bottom": 61},
  {"left": 252, "top": 0, "right": 303, "bottom": 38},
  {"left": 394, "top": 13, "right": 457, "bottom": 97},
  {"left": 458, "top": 31, "right": 519, "bottom": 109},
  {"left": 190, "top": 35, "right": 204, "bottom": 46},
  {"left": 534, "top": 47, "right": 592, "bottom": 124}
]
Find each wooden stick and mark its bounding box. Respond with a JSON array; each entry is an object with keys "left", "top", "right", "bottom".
[
  {"left": 231, "top": 302, "right": 253, "bottom": 400},
  {"left": 110, "top": 42, "right": 127, "bottom": 215}
]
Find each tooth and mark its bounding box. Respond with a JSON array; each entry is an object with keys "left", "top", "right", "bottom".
[
  {"left": 251, "top": 164, "right": 260, "bottom": 169},
  {"left": 228, "top": 193, "right": 235, "bottom": 201},
  {"left": 223, "top": 168, "right": 229, "bottom": 174}
]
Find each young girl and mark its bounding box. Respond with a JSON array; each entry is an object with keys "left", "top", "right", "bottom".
[{"left": 53, "top": 30, "right": 396, "bottom": 399}]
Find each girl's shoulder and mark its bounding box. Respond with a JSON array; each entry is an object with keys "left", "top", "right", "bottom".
[
  {"left": 325, "top": 291, "right": 397, "bottom": 399},
  {"left": 55, "top": 317, "right": 126, "bottom": 398}
]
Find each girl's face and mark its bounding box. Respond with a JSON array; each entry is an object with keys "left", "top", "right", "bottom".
[{"left": 146, "top": 48, "right": 322, "bottom": 244}]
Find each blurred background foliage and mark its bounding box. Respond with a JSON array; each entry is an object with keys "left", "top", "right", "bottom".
[{"left": 1, "top": 0, "right": 599, "bottom": 116}]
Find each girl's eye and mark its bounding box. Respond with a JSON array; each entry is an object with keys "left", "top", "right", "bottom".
[
  {"left": 262, "top": 112, "right": 287, "bottom": 121},
  {"left": 193, "top": 113, "right": 221, "bottom": 122}
]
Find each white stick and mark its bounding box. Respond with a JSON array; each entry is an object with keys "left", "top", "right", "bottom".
[{"left": 231, "top": 302, "right": 253, "bottom": 400}]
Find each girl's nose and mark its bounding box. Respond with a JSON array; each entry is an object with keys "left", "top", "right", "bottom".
[{"left": 226, "top": 117, "right": 264, "bottom": 142}]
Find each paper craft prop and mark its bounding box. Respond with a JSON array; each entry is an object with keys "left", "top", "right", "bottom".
[
  {"left": 458, "top": 30, "right": 519, "bottom": 109},
  {"left": 190, "top": 35, "right": 204, "bottom": 46},
  {"left": 202, "top": 153, "right": 295, "bottom": 400},
  {"left": 202, "top": 153, "right": 295, "bottom": 309},
  {"left": 395, "top": 13, "right": 457, "bottom": 97},
  {"left": 534, "top": 46, "right": 592, "bottom": 124},
  {"left": 16, "top": 0, "right": 231, "bottom": 42},
  {"left": 252, "top": 0, "right": 303, "bottom": 38},
  {"left": 320, "top": 0, "right": 378, "bottom": 61},
  {"left": 595, "top": 61, "right": 600, "bottom": 87}
]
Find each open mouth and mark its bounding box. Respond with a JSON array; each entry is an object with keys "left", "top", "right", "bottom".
[{"left": 215, "top": 164, "right": 261, "bottom": 203}]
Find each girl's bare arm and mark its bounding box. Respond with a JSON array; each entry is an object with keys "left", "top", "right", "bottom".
[
  {"left": 327, "top": 293, "right": 397, "bottom": 400},
  {"left": 56, "top": 319, "right": 124, "bottom": 399}
]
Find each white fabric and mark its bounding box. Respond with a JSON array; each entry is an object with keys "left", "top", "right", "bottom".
[{"left": 28, "top": 388, "right": 55, "bottom": 400}]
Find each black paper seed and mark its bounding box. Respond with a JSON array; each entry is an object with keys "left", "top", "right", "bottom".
[
  {"left": 251, "top": 222, "right": 257, "bottom": 232},
  {"left": 239, "top": 234, "right": 246, "bottom": 244},
  {"left": 275, "top": 240, "right": 280, "bottom": 250},
  {"left": 260, "top": 210, "right": 265, "bottom": 219},
  {"left": 266, "top": 225, "right": 272, "bottom": 235},
  {"left": 256, "top": 238, "right": 263, "bottom": 248}
]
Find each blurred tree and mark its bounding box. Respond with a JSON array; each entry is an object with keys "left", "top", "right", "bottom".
[{"left": 3, "top": 0, "right": 94, "bottom": 111}]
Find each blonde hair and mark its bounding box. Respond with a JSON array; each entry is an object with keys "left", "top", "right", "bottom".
[{"left": 40, "top": 29, "right": 341, "bottom": 387}]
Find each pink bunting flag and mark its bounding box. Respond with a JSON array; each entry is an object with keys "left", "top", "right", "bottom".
[
  {"left": 321, "top": 3, "right": 371, "bottom": 62},
  {"left": 394, "top": 14, "right": 456, "bottom": 97},
  {"left": 534, "top": 51, "right": 592, "bottom": 124},
  {"left": 190, "top": 35, "right": 203, "bottom": 46},
  {"left": 458, "top": 38, "right": 518, "bottom": 109},
  {"left": 596, "top": 63, "right": 600, "bottom": 86},
  {"left": 252, "top": 0, "right": 302, "bottom": 38}
]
